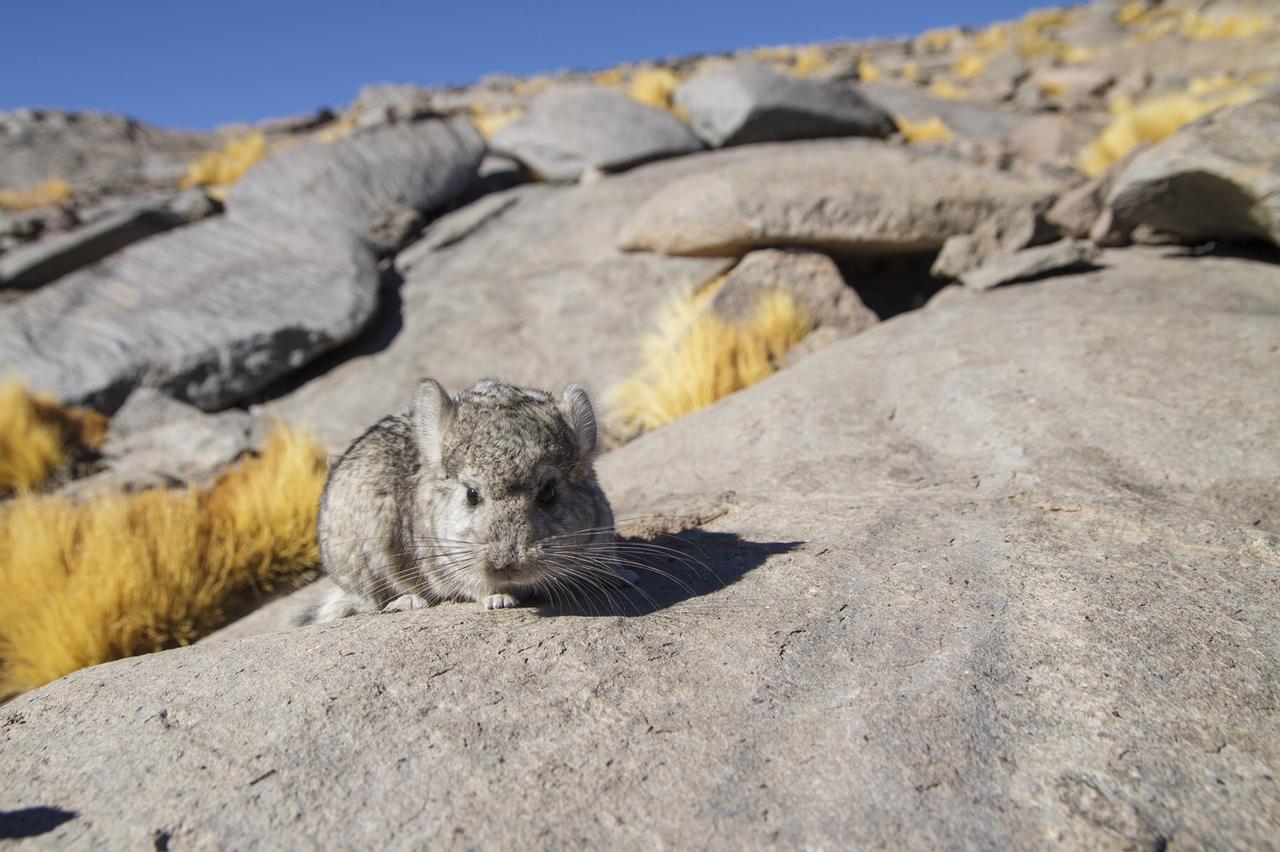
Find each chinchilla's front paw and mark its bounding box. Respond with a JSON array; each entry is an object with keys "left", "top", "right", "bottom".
[
  {"left": 482, "top": 593, "right": 521, "bottom": 610},
  {"left": 384, "top": 594, "right": 428, "bottom": 612}
]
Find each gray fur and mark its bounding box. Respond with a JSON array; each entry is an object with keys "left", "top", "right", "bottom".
[{"left": 303, "top": 379, "right": 620, "bottom": 622}]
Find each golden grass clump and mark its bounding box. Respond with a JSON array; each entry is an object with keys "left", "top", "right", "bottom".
[
  {"left": 0, "top": 424, "right": 327, "bottom": 699},
  {"left": 627, "top": 66, "right": 682, "bottom": 110},
  {"left": 951, "top": 53, "right": 985, "bottom": 80},
  {"left": 471, "top": 105, "right": 523, "bottom": 139},
  {"left": 930, "top": 79, "right": 969, "bottom": 101},
  {"left": 895, "top": 115, "right": 954, "bottom": 144},
  {"left": 788, "top": 45, "right": 830, "bottom": 77},
  {"left": 0, "top": 378, "right": 107, "bottom": 496},
  {"left": 900, "top": 60, "right": 920, "bottom": 82},
  {"left": 0, "top": 179, "right": 71, "bottom": 212},
  {"left": 856, "top": 54, "right": 882, "bottom": 83},
  {"left": 1178, "top": 9, "right": 1272, "bottom": 39},
  {"left": 1078, "top": 82, "right": 1257, "bottom": 176},
  {"left": 610, "top": 281, "right": 812, "bottom": 433},
  {"left": 919, "top": 27, "right": 962, "bottom": 52},
  {"left": 179, "top": 132, "right": 267, "bottom": 191}
]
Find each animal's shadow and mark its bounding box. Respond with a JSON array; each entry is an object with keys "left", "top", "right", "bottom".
[
  {"left": 0, "top": 806, "right": 77, "bottom": 840},
  {"left": 531, "top": 528, "right": 800, "bottom": 617}
]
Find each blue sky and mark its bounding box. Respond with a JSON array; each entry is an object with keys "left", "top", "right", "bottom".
[{"left": 4, "top": 0, "right": 1044, "bottom": 130}]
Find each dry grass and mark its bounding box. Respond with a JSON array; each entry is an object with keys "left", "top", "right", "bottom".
[
  {"left": 857, "top": 54, "right": 882, "bottom": 83},
  {"left": 0, "top": 424, "right": 327, "bottom": 699},
  {"left": 930, "top": 79, "right": 969, "bottom": 101},
  {"left": 1078, "top": 81, "right": 1257, "bottom": 176},
  {"left": 0, "top": 179, "right": 71, "bottom": 212},
  {"left": 179, "top": 132, "right": 268, "bottom": 190},
  {"left": 626, "top": 67, "right": 682, "bottom": 110},
  {"left": 471, "top": 105, "right": 523, "bottom": 139},
  {"left": 610, "top": 280, "right": 812, "bottom": 433},
  {"left": 895, "top": 115, "right": 955, "bottom": 143},
  {"left": 0, "top": 379, "right": 107, "bottom": 496}
]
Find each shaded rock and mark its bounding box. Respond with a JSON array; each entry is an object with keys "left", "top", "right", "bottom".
[
  {"left": 618, "top": 139, "right": 1055, "bottom": 258},
  {"left": 489, "top": 87, "right": 703, "bottom": 181},
  {"left": 228, "top": 117, "right": 485, "bottom": 239},
  {"left": 346, "top": 84, "right": 436, "bottom": 126},
  {"left": 960, "top": 238, "right": 1101, "bottom": 290},
  {"left": 672, "top": 65, "right": 894, "bottom": 147},
  {"left": 106, "top": 387, "right": 203, "bottom": 440},
  {"left": 860, "top": 81, "right": 1023, "bottom": 139},
  {"left": 0, "top": 205, "right": 183, "bottom": 290},
  {"left": 4, "top": 250, "right": 1277, "bottom": 848},
  {"left": 266, "top": 158, "right": 737, "bottom": 449},
  {"left": 711, "top": 248, "right": 877, "bottom": 335},
  {"left": 0, "top": 118, "right": 484, "bottom": 412},
  {"left": 1106, "top": 95, "right": 1280, "bottom": 247},
  {"left": 90, "top": 409, "right": 253, "bottom": 492},
  {"left": 930, "top": 205, "right": 1058, "bottom": 280}
]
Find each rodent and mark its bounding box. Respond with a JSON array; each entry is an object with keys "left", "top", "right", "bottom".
[{"left": 302, "top": 378, "right": 632, "bottom": 623}]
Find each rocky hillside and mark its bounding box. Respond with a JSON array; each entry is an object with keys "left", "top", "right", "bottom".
[{"left": 1, "top": 0, "right": 1279, "bottom": 846}]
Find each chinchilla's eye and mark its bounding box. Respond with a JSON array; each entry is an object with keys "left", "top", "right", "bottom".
[
  {"left": 537, "top": 481, "right": 558, "bottom": 507},
  {"left": 466, "top": 487, "right": 480, "bottom": 507}
]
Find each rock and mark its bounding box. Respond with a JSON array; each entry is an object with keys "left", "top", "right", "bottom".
[
  {"left": 672, "top": 65, "right": 894, "bottom": 147},
  {"left": 0, "top": 118, "right": 484, "bottom": 412},
  {"left": 227, "top": 117, "right": 485, "bottom": 239},
  {"left": 4, "top": 249, "right": 1277, "bottom": 848},
  {"left": 959, "top": 238, "right": 1101, "bottom": 290},
  {"left": 1008, "top": 114, "right": 1092, "bottom": 168},
  {"left": 711, "top": 249, "right": 878, "bottom": 335},
  {"left": 860, "top": 81, "right": 1023, "bottom": 139},
  {"left": 0, "top": 205, "right": 183, "bottom": 290},
  {"left": 0, "top": 109, "right": 214, "bottom": 202},
  {"left": 101, "top": 408, "right": 254, "bottom": 485},
  {"left": 1106, "top": 95, "right": 1280, "bottom": 247},
  {"left": 618, "top": 139, "right": 1055, "bottom": 258},
  {"left": 930, "top": 205, "right": 1058, "bottom": 280},
  {"left": 346, "top": 84, "right": 436, "bottom": 126},
  {"left": 267, "top": 158, "right": 736, "bottom": 449},
  {"left": 489, "top": 87, "right": 704, "bottom": 182},
  {"left": 106, "top": 387, "right": 203, "bottom": 440}
]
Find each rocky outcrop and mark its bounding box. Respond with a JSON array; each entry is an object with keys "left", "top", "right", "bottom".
[
  {"left": 1106, "top": 95, "right": 1280, "bottom": 247},
  {"left": 490, "top": 87, "right": 704, "bottom": 181},
  {"left": 3, "top": 250, "right": 1277, "bottom": 848},
  {"left": 673, "top": 66, "right": 895, "bottom": 147},
  {"left": 711, "top": 248, "right": 877, "bottom": 334},
  {"left": 0, "top": 118, "right": 484, "bottom": 411},
  {"left": 617, "top": 139, "right": 1055, "bottom": 256},
  {"left": 959, "top": 238, "right": 1100, "bottom": 290}
]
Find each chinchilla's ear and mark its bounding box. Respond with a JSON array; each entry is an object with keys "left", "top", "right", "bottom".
[
  {"left": 560, "top": 384, "right": 598, "bottom": 462},
  {"left": 414, "top": 378, "right": 455, "bottom": 472}
]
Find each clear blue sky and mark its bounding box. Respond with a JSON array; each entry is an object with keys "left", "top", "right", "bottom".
[{"left": 3, "top": 0, "right": 1045, "bottom": 130}]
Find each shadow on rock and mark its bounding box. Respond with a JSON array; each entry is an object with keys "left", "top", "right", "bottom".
[
  {"left": 535, "top": 528, "right": 801, "bottom": 618},
  {"left": 0, "top": 806, "right": 77, "bottom": 840}
]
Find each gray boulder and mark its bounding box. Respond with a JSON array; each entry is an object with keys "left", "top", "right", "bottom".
[
  {"left": 959, "top": 238, "right": 1101, "bottom": 290},
  {"left": 711, "top": 248, "right": 878, "bottom": 335},
  {"left": 489, "top": 87, "right": 704, "bottom": 181},
  {"left": 673, "top": 66, "right": 895, "bottom": 147},
  {"left": 0, "top": 118, "right": 484, "bottom": 411},
  {"left": 618, "top": 139, "right": 1055, "bottom": 257},
  {"left": 860, "top": 81, "right": 1024, "bottom": 139},
  {"left": 0, "top": 204, "right": 183, "bottom": 290},
  {"left": 2, "top": 249, "right": 1277, "bottom": 848},
  {"left": 930, "top": 205, "right": 1057, "bottom": 280},
  {"left": 1107, "top": 95, "right": 1280, "bottom": 247}
]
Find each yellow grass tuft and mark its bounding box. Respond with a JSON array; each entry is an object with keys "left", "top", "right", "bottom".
[
  {"left": 789, "top": 45, "right": 830, "bottom": 77},
  {"left": 901, "top": 60, "right": 920, "bottom": 82},
  {"left": 952, "top": 53, "right": 985, "bottom": 80},
  {"left": 1179, "top": 9, "right": 1272, "bottom": 39},
  {"left": 1078, "top": 82, "right": 1257, "bottom": 176},
  {"left": 930, "top": 79, "right": 969, "bottom": 101},
  {"left": 609, "top": 280, "right": 812, "bottom": 433},
  {"left": 0, "top": 424, "right": 328, "bottom": 699},
  {"left": 180, "top": 132, "right": 268, "bottom": 190},
  {"left": 895, "top": 115, "right": 954, "bottom": 143},
  {"left": 0, "top": 179, "right": 71, "bottom": 212},
  {"left": 857, "top": 54, "right": 882, "bottom": 83},
  {"left": 0, "top": 378, "right": 107, "bottom": 496},
  {"left": 593, "top": 67, "right": 628, "bottom": 87},
  {"left": 471, "top": 105, "right": 523, "bottom": 139},
  {"left": 627, "top": 66, "right": 682, "bottom": 110},
  {"left": 919, "top": 27, "right": 961, "bottom": 52}
]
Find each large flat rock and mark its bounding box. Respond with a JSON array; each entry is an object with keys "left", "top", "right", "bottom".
[
  {"left": 616, "top": 139, "right": 1056, "bottom": 257},
  {"left": 3, "top": 248, "right": 1277, "bottom": 848},
  {"left": 0, "top": 119, "right": 484, "bottom": 411}
]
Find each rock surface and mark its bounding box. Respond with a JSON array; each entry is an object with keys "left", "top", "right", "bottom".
[
  {"left": 930, "top": 205, "right": 1057, "bottom": 280},
  {"left": 3, "top": 250, "right": 1277, "bottom": 848},
  {"left": 0, "top": 118, "right": 484, "bottom": 411},
  {"left": 711, "top": 248, "right": 878, "bottom": 335},
  {"left": 959, "top": 238, "right": 1101, "bottom": 290},
  {"left": 490, "top": 87, "right": 704, "bottom": 181},
  {"left": 674, "top": 66, "right": 894, "bottom": 147},
  {"left": 617, "top": 139, "right": 1055, "bottom": 257},
  {"left": 1107, "top": 95, "right": 1280, "bottom": 247}
]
